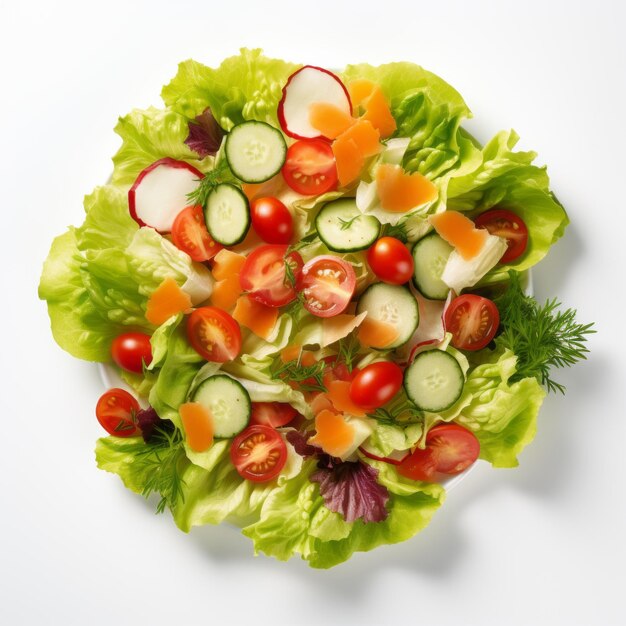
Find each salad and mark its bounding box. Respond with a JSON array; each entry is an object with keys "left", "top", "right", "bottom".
[{"left": 38, "top": 49, "right": 593, "bottom": 568}]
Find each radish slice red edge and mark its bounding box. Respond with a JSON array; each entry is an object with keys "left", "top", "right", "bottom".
[
  {"left": 360, "top": 445, "right": 409, "bottom": 466},
  {"left": 399, "top": 288, "right": 455, "bottom": 364},
  {"left": 278, "top": 65, "right": 352, "bottom": 140},
  {"left": 128, "top": 157, "right": 204, "bottom": 233}
]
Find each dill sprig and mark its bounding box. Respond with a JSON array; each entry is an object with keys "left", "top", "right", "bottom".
[
  {"left": 381, "top": 221, "right": 409, "bottom": 243},
  {"left": 368, "top": 392, "right": 422, "bottom": 425},
  {"left": 495, "top": 271, "right": 595, "bottom": 394},
  {"left": 121, "top": 427, "right": 187, "bottom": 514},
  {"left": 288, "top": 231, "right": 319, "bottom": 253},
  {"left": 337, "top": 334, "right": 361, "bottom": 372},
  {"left": 270, "top": 355, "right": 327, "bottom": 393},
  {"left": 186, "top": 160, "right": 236, "bottom": 208}
]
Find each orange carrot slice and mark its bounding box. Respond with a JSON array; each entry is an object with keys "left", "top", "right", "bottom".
[
  {"left": 311, "top": 392, "right": 334, "bottom": 416},
  {"left": 309, "top": 102, "right": 356, "bottom": 140},
  {"left": 211, "top": 249, "right": 246, "bottom": 281},
  {"left": 332, "top": 135, "right": 365, "bottom": 187},
  {"left": 280, "top": 345, "right": 317, "bottom": 366},
  {"left": 362, "top": 86, "right": 397, "bottom": 138},
  {"left": 376, "top": 163, "right": 438, "bottom": 213},
  {"left": 326, "top": 380, "right": 367, "bottom": 418},
  {"left": 309, "top": 409, "right": 355, "bottom": 457},
  {"left": 145, "top": 277, "right": 192, "bottom": 326},
  {"left": 348, "top": 80, "right": 396, "bottom": 138},
  {"left": 430, "top": 210, "right": 489, "bottom": 261},
  {"left": 357, "top": 316, "right": 400, "bottom": 348},
  {"left": 348, "top": 79, "right": 376, "bottom": 108},
  {"left": 335, "top": 119, "right": 381, "bottom": 158},
  {"left": 210, "top": 276, "right": 242, "bottom": 311},
  {"left": 179, "top": 402, "right": 214, "bottom": 452},
  {"left": 232, "top": 295, "right": 279, "bottom": 340},
  {"left": 241, "top": 175, "right": 282, "bottom": 202}
]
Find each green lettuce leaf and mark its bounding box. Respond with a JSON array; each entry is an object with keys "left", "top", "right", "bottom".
[
  {"left": 456, "top": 349, "right": 546, "bottom": 467},
  {"left": 112, "top": 106, "right": 214, "bottom": 186},
  {"left": 162, "top": 48, "right": 300, "bottom": 130},
  {"left": 173, "top": 441, "right": 274, "bottom": 530},
  {"left": 341, "top": 61, "right": 470, "bottom": 115},
  {"left": 243, "top": 458, "right": 445, "bottom": 568},
  {"left": 446, "top": 130, "right": 569, "bottom": 280}
]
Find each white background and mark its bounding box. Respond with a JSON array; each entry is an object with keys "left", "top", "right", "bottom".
[{"left": 1, "top": 1, "right": 625, "bottom": 624}]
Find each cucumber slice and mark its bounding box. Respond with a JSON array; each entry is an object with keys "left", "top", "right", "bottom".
[
  {"left": 225, "top": 121, "right": 287, "bottom": 183},
  {"left": 315, "top": 199, "right": 380, "bottom": 252},
  {"left": 191, "top": 375, "right": 251, "bottom": 438},
  {"left": 412, "top": 233, "right": 453, "bottom": 300},
  {"left": 404, "top": 350, "right": 464, "bottom": 412},
  {"left": 356, "top": 283, "right": 419, "bottom": 349},
  {"left": 204, "top": 183, "right": 250, "bottom": 246}
]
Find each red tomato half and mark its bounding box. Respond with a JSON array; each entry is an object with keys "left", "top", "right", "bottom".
[
  {"left": 397, "top": 424, "right": 480, "bottom": 482},
  {"left": 186, "top": 306, "right": 242, "bottom": 362},
  {"left": 366, "top": 237, "right": 414, "bottom": 285},
  {"left": 426, "top": 424, "right": 480, "bottom": 474},
  {"left": 239, "top": 244, "right": 303, "bottom": 307},
  {"left": 397, "top": 446, "right": 439, "bottom": 482},
  {"left": 250, "top": 402, "right": 297, "bottom": 428},
  {"left": 474, "top": 208, "right": 528, "bottom": 263},
  {"left": 95, "top": 388, "right": 141, "bottom": 437},
  {"left": 300, "top": 255, "right": 356, "bottom": 317},
  {"left": 171, "top": 205, "right": 223, "bottom": 261},
  {"left": 111, "top": 332, "right": 153, "bottom": 374},
  {"left": 230, "top": 424, "right": 288, "bottom": 483},
  {"left": 250, "top": 197, "right": 294, "bottom": 244},
  {"left": 282, "top": 139, "right": 338, "bottom": 195},
  {"left": 444, "top": 294, "right": 500, "bottom": 351},
  {"left": 349, "top": 361, "right": 404, "bottom": 410}
]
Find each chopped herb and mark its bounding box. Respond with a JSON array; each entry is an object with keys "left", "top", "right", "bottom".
[
  {"left": 337, "top": 334, "right": 361, "bottom": 372},
  {"left": 381, "top": 221, "right": 409, "bottom": 243},
  {"left": 494, "top": 271, "right": 595, "bottom": 393},
  {"left": 186, "top": 160, "right": 236, "bottom": 209},
  {"left": 270, "top": 357, "right": 327, "bottom": 393}
]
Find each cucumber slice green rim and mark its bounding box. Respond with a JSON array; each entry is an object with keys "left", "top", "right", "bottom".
[
  {"left": 204, "top": 183, "right": 251, "bottom": 246},
  {"left": 315, "top": 198, "right": 381, "bottom": 252},
  {"left": 225, "top": 121, "right": 287, "bottom": 183},
  {"left": 355, "top": 283, "right": 419, "bottom": 349},
  {"left": 412, "top": 233, "right": 453, "bottom": 301},
  {"left": 190, "top": 375, "right": 251, "bottom": 439},
  {"left": 404, "top": 350, "right": 464, "bottom": 413}
]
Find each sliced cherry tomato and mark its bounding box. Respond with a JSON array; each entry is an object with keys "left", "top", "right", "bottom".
[
  {"left": 397, "top": 446, "right": 439, "bottom": 482},
  {"left": 230, "top": 424, "right": 288, "bottom": 483},
  {"left": 282, "top": 139, "right": 338, "bottom": 195},
  {"left": 250, "top": 402, "right": 297, "bottom": 428},
  {"left": 349, "top": 361, "right": 404, "bottom": 410},
  {"left": 300, "top": 255, "right": 356, "bottom": 318},
  {"left": 171, "top": 205, "right": 223, "bottom": 261},
  {"left": 444, "top": 294, "right": 500, "bottom": 351},
  {"left": 322, "top": 356, "right": 359, "bottom": 382},
  {"left": 239, "top": 244, "right": 303, "bottom": 307},
  {"left": 426, "top": 423, "right": 480, "bottom": 474},
  {"left": 250, "top": 197, "right": 294, "bottom": 244},
  {"left": 366, "top": 237, "right": 414, "bottom": 285},
  {"left": 186, "top": 306, "right": 242, "bottom": 362},
  {"left": 474, "top": 208, "right": 528, "bottom": 263},
  {"left": 96, "top": 388, "right": 141, "bottom": 437},
  {"left": 111, "top": 332, "right": 153, "bottom": 374}
]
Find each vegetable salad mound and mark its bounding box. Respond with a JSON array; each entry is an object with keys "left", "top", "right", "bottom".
[{"left": 39, "top": 48, "right": 593, "bottom": 569}]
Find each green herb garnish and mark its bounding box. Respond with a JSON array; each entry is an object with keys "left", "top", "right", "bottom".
[{"left": 495, "top": 271, "right": 595, "bottom": 393}]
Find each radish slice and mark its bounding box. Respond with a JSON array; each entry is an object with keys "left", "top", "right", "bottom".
[
  {"left": 359, "top": 444, "right": 410, "bottom": 466},
  {"left": 397, "top": 288, "right": 454, "bottom": 364},
  {"left": 278, "top": 66, "right": 352, "bottom": 140},
  {"left": 128, "top": 157, "right": 203, "bottom": 233}
]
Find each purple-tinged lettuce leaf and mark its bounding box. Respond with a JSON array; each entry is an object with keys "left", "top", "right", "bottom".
[
  {"left": 285, "top": 430, "right": 320, "bottom": 458},
  {"left": 311, "top": 460, "right": 389, "bottom": 523},
  {"left": 136, "top": 406, "right": 169, "bottom": 443},
  {"left": 184, "top": 108, "right": 224, "bottom": 157}
]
